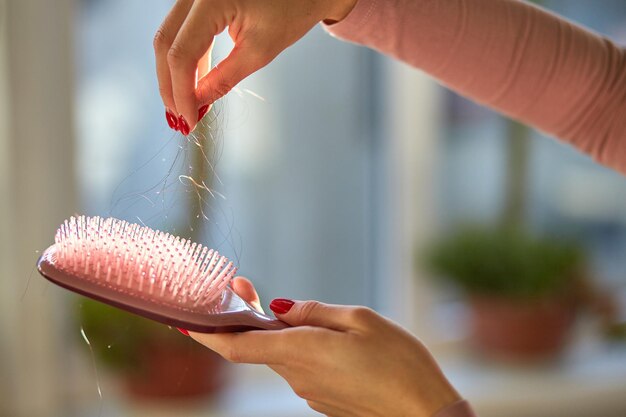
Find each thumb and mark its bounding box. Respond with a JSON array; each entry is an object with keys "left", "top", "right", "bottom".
[
  {"left": 269, "top": 299, "right": 367, "bottom": 332},
  {"left": 231, "top": 276, "right": 264, "bottom": 313},
  {"left": 195, "top": 46, "right": 266, "bottom": 107}
]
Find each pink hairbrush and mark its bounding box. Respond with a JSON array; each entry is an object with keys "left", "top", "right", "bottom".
[{"left": 37, "top": 215, "right": 287, "bottom": 333}]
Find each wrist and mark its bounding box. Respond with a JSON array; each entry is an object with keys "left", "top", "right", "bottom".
[
  {"left": 323, "top": 0, "right": 358, "bottom": 24},
  {"left": 407, "top": 379, "right": 462, "bottom": 417},
  {"left": 423, "top": 387, "right": 463, "bottom": 417}
]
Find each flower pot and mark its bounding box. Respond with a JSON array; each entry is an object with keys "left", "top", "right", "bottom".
[
  {"left": 467, "top": 295, "right": 576, "bottom": 361},
  {"left": 123, "top": 338, "right": 228, "bottom": 401}
]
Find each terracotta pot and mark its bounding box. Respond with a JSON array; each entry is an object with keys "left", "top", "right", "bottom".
[
  {"left": 467, "top": 295, "right": 576, "bottom": 361},
  {"left": 123, "top": 339, "right": 228, "bottom": 400}
]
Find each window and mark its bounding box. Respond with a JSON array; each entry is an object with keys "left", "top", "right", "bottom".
[
  {"left": 74, "top": 1, "right": 383, "bottom": 415},
  {"left": 3, "top": 0, "right": 626, "bottom": 415}
]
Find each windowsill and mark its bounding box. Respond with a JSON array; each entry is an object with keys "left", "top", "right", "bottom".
[
  {"left": 72, "top": 321, "right": 626, "bottom": 417},
  {"left": 437, "top": 316, "right": 626, "bottom": 417},
  {"left": 441, "top": 343, "right": 626, "bottom": 417}
]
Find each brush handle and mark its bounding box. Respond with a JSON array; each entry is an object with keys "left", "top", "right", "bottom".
[
  {"left": 220, "top": 286, "right": 290, "bottom": 332},
  {"left": 241, "top": 309, "right": 290, "bottom": 331}
]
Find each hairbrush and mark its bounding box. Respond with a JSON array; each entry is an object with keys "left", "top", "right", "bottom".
[{"left": 37, "top": 215, "right": 287, "bottom": 333}]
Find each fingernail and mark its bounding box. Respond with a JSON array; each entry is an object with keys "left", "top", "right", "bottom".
[
  {"left": 178, "top": 115, "right": 190, "bottom": 135},
  {"left": 165, "top": 109, "right": 178, "bottom": 130},
  {"left": 177, "top": 327, "right": 189, "bottom": 336},
  {"left": 269, "top": 298, "right": 294, "bottom": 315},
  {"left": 198, "top": 104, "right": 209, "bottom": 121}
]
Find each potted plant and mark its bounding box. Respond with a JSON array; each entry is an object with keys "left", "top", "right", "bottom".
[
  {"left": 426, "top": 227, "right": 585, "bottom": 361},
  {"left": 77, "top": 297, "right": 228, "bottom": 401}
]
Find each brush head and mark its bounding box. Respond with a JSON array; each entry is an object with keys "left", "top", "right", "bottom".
[{"left": 37, "top": 215, "right": 287, "bottom": 332}]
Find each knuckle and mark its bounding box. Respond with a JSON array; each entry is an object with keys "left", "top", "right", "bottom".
[
  {"left": 198, "top": 73, "right": 233, "bottom": 104},
  {"left": 348, "top": 306, "right": 377, "bottom": 325},
  {"left": 153, "top": 28, "right": 171, "bottom": 53},
  {"left": 298, "top": 301, "right": 322, "bottom": 322},
  {"left": 292, "top": 384, "right": 313, "bottom": 401},
  {"left": 167, "top": 43, "right": 188, "bottom": 67},
  {"left": 212, "top": 67, "right": 235, "bottom": 97},
  {"left": 306, "top": 400, "right": 325, "bottom": 413},
  {"left": 213, "top": 79, "right": 233, "bottom": 99}
]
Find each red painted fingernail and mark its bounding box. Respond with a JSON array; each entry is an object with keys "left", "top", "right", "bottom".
[
  {"left": 165, "top": 109, "right": 178, "bottom": 130},
  {"left": 178, "top": 115, "right": 190, "bottom": 135},
  {"left": 198, "top": 104, "right": 209, "bottom": 121},
  {"left": 269, "top": 298, "right": 294, "bottom": 315},
  {"left": 177, "top": 327, "right": 189, "bottom": 336}
]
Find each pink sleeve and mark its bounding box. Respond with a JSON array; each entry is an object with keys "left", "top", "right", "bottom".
[
  {"left": 325, "top": 0, "right": 626, "bottom": 174},
  {"left": 433, "top": 400, "right": 477, "bottom": 417}
]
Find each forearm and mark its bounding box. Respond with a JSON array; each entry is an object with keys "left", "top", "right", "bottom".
[{"left": 325, "top": 0, "right": 626, "bottom": 173}]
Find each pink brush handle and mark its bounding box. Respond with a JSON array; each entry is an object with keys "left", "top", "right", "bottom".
[{"left": 218, "top": 286, "right": 290, "bottom": 332}]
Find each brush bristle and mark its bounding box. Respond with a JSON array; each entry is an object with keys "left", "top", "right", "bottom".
[{"left": 52, "top": 215, "right": 236, "bottom": 310}]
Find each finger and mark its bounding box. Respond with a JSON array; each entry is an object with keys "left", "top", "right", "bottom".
[
  {"left": 189, "top": 330, "right": 287, "bottom": 365},
  {"left": 177, "top": 275, "right": 261, "bottom": 336},
  {"left": 198, "top": 46, "right": 211, "bottom": 80},
  {"left": 196, "top": 48, "right": 213, "bottom": 123},
  {"left": 231, "top": 276, "right": 264, "bottom": 313},
  {"left": 269, "top": 300, "right": 378, "bottom": 332},
  {"left": 306, "top": 400, "right": 330, "bottom": 415},
  {"left": 153, "top": 0, "right": 194, "bottom": 115},
  {"left": 169, "top": 0, "right": 227, "bottom": 132},
  {"left": 267, "top": 365, "right": 355, "bottom": 417},
  {"left": 196, "top": 45, "right": 266, "bottom": 109},
  {"left": 305, "top": 400, "right": 349, "bottom": 417}
]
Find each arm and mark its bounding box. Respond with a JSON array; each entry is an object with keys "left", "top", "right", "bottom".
[{"left": 325, "top": 0, "right": 626, "bottom": 173}]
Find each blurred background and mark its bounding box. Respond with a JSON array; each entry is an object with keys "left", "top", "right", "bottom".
[{"left": 1, "top": 0, "right": 626, "bottom": 416}]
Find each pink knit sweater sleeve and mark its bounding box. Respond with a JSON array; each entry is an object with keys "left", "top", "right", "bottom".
[{"left": 325, "top": 0, "right": 626, "bottom": 174}]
